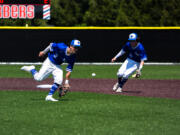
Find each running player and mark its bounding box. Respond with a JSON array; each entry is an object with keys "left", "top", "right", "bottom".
[
  {"left": 111, "top": 33, "right": 147, "bottom": 92},
  {"left": 21, "top": 39, "right": 81, "bottom": 101}
]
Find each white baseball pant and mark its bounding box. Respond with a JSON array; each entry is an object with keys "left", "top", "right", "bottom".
[
  {"left": 117, "top": 58, "right": 140, "bottom": 79},
  {"left": 33, "top": 58, "right": 63, "bottom": 85}
]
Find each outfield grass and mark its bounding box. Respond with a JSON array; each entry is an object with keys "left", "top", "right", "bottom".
[
  {"left": 0, "top": 65, "right": 180, "bottom": 79},
  {"left": 0, "top": 90, "right": 180, "bottom": 135}
]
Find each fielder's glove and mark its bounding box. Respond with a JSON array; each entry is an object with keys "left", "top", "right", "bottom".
[
  {"left": 135, "top": 70, "right": 141, "bottom": 78},
  {"left": 58, "top": 84, "right": 70, "bottom": 97}
]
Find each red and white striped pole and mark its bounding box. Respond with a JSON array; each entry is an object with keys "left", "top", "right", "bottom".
[{"left": 43, "top": 4, "right": 50, "bottom": 20}]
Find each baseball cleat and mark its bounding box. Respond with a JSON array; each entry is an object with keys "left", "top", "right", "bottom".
[
  {"left": 45, "top": 95, "right": 58, "bottom": 102},
  {"left": 113, "top": 82, "right": 119, "bottom": 91},
  {"left": 116, "top": 87, "right": 122, "bottom": 92},
  {"left": 21, "top": 65, "right": 35, "bottom": 72}
]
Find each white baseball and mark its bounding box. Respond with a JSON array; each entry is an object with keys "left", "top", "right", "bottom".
[{"left": 92, "top": 73, "right": 96, "bottom": 77}]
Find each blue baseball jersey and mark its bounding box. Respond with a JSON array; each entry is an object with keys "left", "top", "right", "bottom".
[
  {"left": 48, "top": 43, "right": 76, "bottom": 72},
  {"left": 122, "top": 42, "right": 147, "bottom": 62}
]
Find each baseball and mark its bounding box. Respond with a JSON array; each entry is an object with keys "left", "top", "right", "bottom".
[{"left": 91, "top": 73, "right": 96, "bottom": 77}]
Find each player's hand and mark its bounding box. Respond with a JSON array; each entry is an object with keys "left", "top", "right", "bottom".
[
  {"left": 111, "top": 57, "right": 116, "bottom": 62},
  {"left": 63, "top": 83, "right": 70, "bottom": 90},
  {"left": 39, "top": 51, "right": 45, "bottom": 57}
]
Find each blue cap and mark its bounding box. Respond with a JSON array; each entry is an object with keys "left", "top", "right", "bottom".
[
  {"left": 70, "top": 39, "right": 81, "bottom": 47},
  {"left": 128, "top": 33, "right": 138, "bottom": 41}
]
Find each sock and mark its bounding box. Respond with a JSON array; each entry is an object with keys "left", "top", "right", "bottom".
[
  {"left": 31, "top": 69, "right": 37, "bottom": 76},
  {"left": 118, "top": 77, "right": 122, "bottom": 85},
  {"left": 119, "top": 78, "right": 128, "bottom": 88},
  {"left": 48, "top": 83, "right": 59, "bottom": 95}
]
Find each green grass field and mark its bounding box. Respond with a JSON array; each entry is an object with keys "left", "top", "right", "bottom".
[
  {"left": 0, "top": 65, "right": 180, "bottom": 135},
  {"left": 1, "top": 65, "right": 180, "bottom": 79}
]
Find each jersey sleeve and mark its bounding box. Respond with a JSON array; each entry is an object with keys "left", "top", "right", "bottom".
[
  {"left": 50, "top": 43, "right": 57, "bottom": 52},
  {"left": 66, "top": 56, "right": 75, "bottom": 72},
  {"left": 115, "top": 49, "right": 125, "bottom": 59},
  {"left": 140, "top": 46, "right": 148, "bottom": 61},
  {"left": 66, "top": 62, "right": 75, "bottom": 72},
  {"left": 43, "top": 43, "right": 53, "bottom": 54}
]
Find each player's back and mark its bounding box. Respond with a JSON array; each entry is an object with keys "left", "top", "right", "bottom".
[{"left": 48, "top": 42, "right": 68, "bottom": 65}]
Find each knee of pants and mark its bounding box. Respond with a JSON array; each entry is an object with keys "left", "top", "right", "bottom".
[
  {"left": 117, "top": 72, "right": 123, "bottom": 78},
  {"left": 53, "top": 75, "right": 63, "bottom": 85},
  {"left": 33, "top": 74, "right": 44, "bottom": 82},
  {"left": 54, "top": 78, "right": 63, "bottom": 85},
  {"left": 117, "top": 73, "right": 129, "bottom": 79},
  {"left": 122, "top": 74, "right": 130, "bottom": 79}
]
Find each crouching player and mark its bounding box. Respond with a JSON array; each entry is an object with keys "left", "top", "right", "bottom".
[
  {"left": 111, "top": 33, "right": 147, "bottom": 92},
  {"left": 21, "top": 39, "right": 81, "bottom": 101}
]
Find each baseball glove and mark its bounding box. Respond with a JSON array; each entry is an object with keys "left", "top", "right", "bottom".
[
  {"left": 58, "top": 84, "right": 70, "bottom": 97},
  {"left": 135, "top": 70, "right": 141, "bottom": 78}
]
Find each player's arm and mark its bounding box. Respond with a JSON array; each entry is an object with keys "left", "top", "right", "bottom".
[
  {"left": 111, "top": 49, "right": 125, "bottom": 62},
  {"left": 138, "top": 60, "right": 144, "bottom": 71},
  {"left": 111, "top": 43, "right": 128, "bottom": 62},
  {"left": 39, "top": 43, "right": 53, "bottom": 57},
  {"left": 136, "top": 49, "right": 148, "bottom": 77},
  {"left": 138, "top": 47, "right": 147, "bottom": 72},
  {"left": 64, "top": 71, "right": 71, "bottom": 86},
  {"left": 64, "top": 60, "right": 75, "bottom": 88},
  {"left": 134, "top": 60, "right": 144, "bottom": 78}
]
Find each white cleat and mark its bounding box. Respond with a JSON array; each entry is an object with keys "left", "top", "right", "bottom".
[
  {"left": 45, "top": 95, "right": 58, "bottom": 102},
  {"left": 113, "top": 82, "right": 119, "bottom": 91},
  {"left": 116, "top": 87, "right": 122, "bottom": 93},
  {"left": 21, "top": 65, "right": 35, "bottom": 72}
]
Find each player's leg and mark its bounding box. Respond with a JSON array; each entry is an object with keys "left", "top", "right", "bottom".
[
  {"left": 45, "top": 65, "right": 63, "bottom": 102},
  {"left": 21, "top": 65, "right": 35, "bottom": 73},
  {"left": 33, "top": 58, "right": 53, "bottom": 81},
  {"left": 117, "top": 59, "right": 128, "bottom": 77},
  {"left": 20, "top": 58, "right": 53, "bottom": 81},
  {"left": 52, "top": 67, "right": 66, "bottom": 97},
  {"left": 123, "top": 58, "right": 139, "bottom": 78},
  {"left": 113, "top": 59, "right": 128, "bottom": 91},
  {"left": 118, "top": 59, "right": 138, "bottom": 92}
]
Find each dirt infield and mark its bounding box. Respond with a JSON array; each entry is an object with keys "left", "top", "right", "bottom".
[{"left": 0, "top": 78, "right": 180, "bottom": 99}]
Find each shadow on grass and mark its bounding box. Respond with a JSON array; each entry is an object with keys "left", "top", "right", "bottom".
[
  {"left": 59, "top": 98, "right": 72, "bottom": 101},
  {"left": 123, "top": 90, "right": 141, "bottom": 94},
  {"left": 30, "top": 98, "right": 74, "bottom": 102},
  {"left": 30, "top": 98, "right": 46, "bottom": 101}
]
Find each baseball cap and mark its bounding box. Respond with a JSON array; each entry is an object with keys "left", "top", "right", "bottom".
[
  {"left": 128, "top": 33, "right": 138, "bottom": 41},
  {"left": 70, "top": 39, "right": 81, "bottom": 48}
]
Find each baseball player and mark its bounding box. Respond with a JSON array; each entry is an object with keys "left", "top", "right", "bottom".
[
  {"left": 111, "top": 33, "right": 147, "bottom": 92},
  {"left": 21, "top": 39, "right": 81, "bottom": 101}
]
